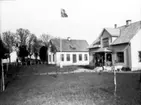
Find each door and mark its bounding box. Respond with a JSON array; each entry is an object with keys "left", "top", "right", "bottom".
[
  {"left": 73, "top": 54, "right": 77, "bottom": 63},
  {"left": 106, "top": 53, "right": 112, "bottom": 66}
]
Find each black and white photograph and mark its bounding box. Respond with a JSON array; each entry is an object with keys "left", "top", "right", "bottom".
[{"left": 0, "top": 0, "right": 141, "bottom": 104}]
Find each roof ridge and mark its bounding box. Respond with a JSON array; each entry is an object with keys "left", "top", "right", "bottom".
[
  {"left": 117, "top": 20, "right": 141, "bottom": 28},
  {"left": 112, "top": 20, "right": 141, "bottom": 45},
  {"left": 50, "top": 38, "right": 89, "bottom": 52}
]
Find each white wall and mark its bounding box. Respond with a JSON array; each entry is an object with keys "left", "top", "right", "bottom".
[
  {"left": 2, "top": 51, "right": 18, "bottom": 63},
  {"left": 55, "top": 52, "right": 89, "bottom": 66},
  {"left": 114, "top": 50, "right": 127, "bottom": 67},
  {"left": 48, "top": 52, "right": 56, "bottom": 64},
  {"left": 131, "top": 30, "right": 141, "bottom": 70},
  {"left": 89, "top": 52, "right": 94, "bottom": 66},
  {"left": 111, "top": 44, "right": 130, "bottom": 70},
  {"left": 112, "top": 37, "right": 117, "bottom": 43}
]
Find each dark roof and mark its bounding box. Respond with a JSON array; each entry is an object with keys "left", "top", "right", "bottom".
[
  {"left": 50, "top": 38, "right": 89, "bottom": 52},
  {"left": 112, "top": 21, "right": 141, "bottom": 45}
]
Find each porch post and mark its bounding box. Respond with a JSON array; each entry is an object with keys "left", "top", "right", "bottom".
[
  {"left": 93, "top": 53, "right": 95, "bottom": 66},
  {"left": 105, "top": 52, "right": 107, "bottom": 66}
]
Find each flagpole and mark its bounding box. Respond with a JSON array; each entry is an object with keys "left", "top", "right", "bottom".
[
  {"left": 60, "top": 37, "right": 62, "bottom": 68},
  {"left": 60, "top": 9, "right": 61, "bottom": 68},
  {"left": 60, "top": 8, "right": 68, "bottom": 68}
]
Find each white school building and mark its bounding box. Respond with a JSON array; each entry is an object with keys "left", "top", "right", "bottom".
[{"left": 48, "top": 38, "right": 89, "bottom": 66}]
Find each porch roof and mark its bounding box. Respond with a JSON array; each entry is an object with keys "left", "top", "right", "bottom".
[
  {"left": 93, "top": 47, "right": 112, "bottom": 53},
  {"left": 108, "top": 43, "right": 129, "bottom": 52}
]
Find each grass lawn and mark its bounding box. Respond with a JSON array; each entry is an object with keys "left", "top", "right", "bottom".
[
  {"left": 15, "top": 64, "right": 80, "bottom": 75},
  {"left": 0, "top": 65, "right": 141, "bottom": 105}
]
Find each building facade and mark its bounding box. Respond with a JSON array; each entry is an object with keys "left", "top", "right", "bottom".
[
  {"left": 48, "top": 38, "right": 89, "bottom": 66},
  {"left": 89, "top": 20, "right": 141, "bottom": 71}
]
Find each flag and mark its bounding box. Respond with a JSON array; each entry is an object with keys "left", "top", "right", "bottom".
[{"left": 61, "top": 9, "right": 68, "bottom": 17}]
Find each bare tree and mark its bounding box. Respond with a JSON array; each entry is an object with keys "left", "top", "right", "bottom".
[
  {"left": 26, "top": 34, "right": 43, "bottom": 64},
  {"left": 27, "top": 34, "right": 36, "bottom": 58},
  {"left": 2, "top": 31, "right": 16, "bottom": 53},
  {"left": 40, "top": 34, "right": 53, "bottom": 46},
  {"left": 16, "top": 28, "right": 30, "bottom": 46},
  {"left": 15, "top": 28, "right": 31, "bottom": 65},
  {"left": 2, "top": 31, "right": 16, "bottom": 63},
  {"left": 32, "top": 37, "right": 42, "bottom": 64},
  {"left": 33, "top": 37, "right": 42, "bottom": 54}
]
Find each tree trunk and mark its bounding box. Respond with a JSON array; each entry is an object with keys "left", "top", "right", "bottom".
[
  {"left": 35, "top": 57, "right": 37, "bottom": 64},
  {"left": 9, "top": 56, "right": 11, "bottom": 64},
  {"left": 30, "top": 55, "right": 32, "bottom": 65}
]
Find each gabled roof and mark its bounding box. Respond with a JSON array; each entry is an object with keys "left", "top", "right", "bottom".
[
  {"left": 88, "top": 28, "right": 120, "bottom": 49},
  {"left": 104, "top": 28, "right": 120, "bottom": 37},
  {"left": 112, "top": 21, "right": 141, "bottom": 45},
  {"left": 88, "top": 37, "right": 100, "bottom": 48},
  {"left": 50, "top": 38, "right": 89, "bottom": 52},
  {"left": 89, "top": 21, "right": 141, "bottom": 48}
]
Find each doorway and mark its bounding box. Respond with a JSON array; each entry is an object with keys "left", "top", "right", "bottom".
[{"left": 73, "top": 54, "right": 77, "bottom": 63}]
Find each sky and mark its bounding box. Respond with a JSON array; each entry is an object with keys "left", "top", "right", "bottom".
[{"left": 0, "top": 0, "right": 141, "bottom": 44}]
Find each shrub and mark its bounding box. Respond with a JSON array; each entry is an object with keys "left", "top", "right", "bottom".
[
  {"left": 39, "top": 46, "right": 47, "bottom": 63},
  {"left": 79, "top": 65, "right": 95, "bottom": 70},
  {"left": 121, "top": 67, "right": 131, "bottom": 71}
]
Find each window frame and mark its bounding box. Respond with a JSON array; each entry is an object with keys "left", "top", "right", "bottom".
[
  {"left": 79, "top": 54, "right": 82, "bottom": 61},
  {"left": 139, "top": 51, "right": 141, "bottom": 62},
  {"left": 49, "top": 54, "right": 51, "bottom": 62},
  {"left": 84, "top": 54, "right": 88, "bottom": 61},
  {"left": 53, "top": 54, "right": 55, "bottom": 62},
  {"left": 72, "top": 54, "right": 77, "bottom": 63},
  {"left": 102, "top": 37, "right": 109, "bottom": 47},
  {"left": 116, "top": 52, "right": 124, "bottom": 63},
  {"left": 61, "top": 54, "right": 64, "bottom": 61},
  {"left": 66, "top": 54, "right": 70, "bottom": 61}
]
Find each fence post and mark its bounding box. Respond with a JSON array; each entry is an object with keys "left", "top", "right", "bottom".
[
  {"left": 1, "top": 59, "right": 5, "bottom": 91},
  {"left": 112, "top": 51, "right": 117, "bottom": 102}
]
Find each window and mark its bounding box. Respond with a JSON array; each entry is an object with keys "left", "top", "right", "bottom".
[
  {"left": 84, "top": 54, "right": 88, "bottom": 61},
  {"left": 66, "top": 54, "right": 70, "bottom": 61},
  {"left": 116, "top": 52, "right": 124, "bottom": 63},
  {"left": 61, "top": 54, "right": 64, "bottom": 61},
  {"left": 79, "top": 54, "right": 82, "bottom": 61},
  {"left": 102, "top": 38, "right": 109, "bottom": 47},
  {"left": 53, "top": 54, "right": 55, "bottom": 62},
  {"left": 139, "top": 51, "right": 141, "bottom": 62},
  {"left": 49, "top": 55, "right": 51, "bottom": 62},
  {"left": 72, "top": 54, "right": 77, "bottom": 63}
]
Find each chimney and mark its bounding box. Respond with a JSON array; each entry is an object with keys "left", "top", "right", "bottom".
[
  {"left": 126, "top": 20, "right": 131, "bottom": 26},
  {"left": 114, "top": 24, "right": 117, "bottom": 28},
  {"left": 67, "top": 37, "right": 71, "bottom": 41}
]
